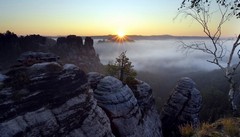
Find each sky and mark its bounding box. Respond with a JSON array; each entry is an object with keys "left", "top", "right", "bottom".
[{"left": 0, "top": 0, "right": 239, "bottom": 36}]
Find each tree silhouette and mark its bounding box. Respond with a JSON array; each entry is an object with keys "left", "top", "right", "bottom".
[
  {"left": 177, "top": 0, "right": 240, "bottom": 115},
  {"left": 106, "top": 51, "right": 137, "bottom": 82}
]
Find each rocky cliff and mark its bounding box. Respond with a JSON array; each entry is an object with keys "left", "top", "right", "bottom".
[
  {"left": 0, "top": 53, "right": 163, "bottom": 137},
  {"left": 0, "top": 31, "right": 102, "bottom": 72}
]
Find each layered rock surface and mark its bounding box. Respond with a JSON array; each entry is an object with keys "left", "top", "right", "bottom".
[
  {"left": 0, "top": 60, "right": 113, "bottom": 137},
  {"left": 161, "top": 77, "right": 202, "bottom": 137},
  {"left": 91, "top": 75, "right": 163, "bottom": 137},
  {"left": 0, "top": 53, "right": 163, "bottom": 137}
]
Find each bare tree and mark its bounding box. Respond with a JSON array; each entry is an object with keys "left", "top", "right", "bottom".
[{"left": 177, "top": 0, "right": 240, "bottom": 115}]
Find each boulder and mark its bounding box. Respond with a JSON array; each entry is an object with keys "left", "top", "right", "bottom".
[{"left": 161, "top": 77, "right": 202, "bottom": 137}]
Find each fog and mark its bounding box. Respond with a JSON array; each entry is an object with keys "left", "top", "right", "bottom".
[
  {"left": 94, "top": 39, "right": 236, "bottom": 73},
  {"left": 93, "top": 39, "right": 238, "bottom": 121}
]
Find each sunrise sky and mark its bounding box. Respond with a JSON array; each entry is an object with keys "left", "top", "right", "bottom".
[{"left": 0, "top": 0, "right": 239, "bottom": 36}]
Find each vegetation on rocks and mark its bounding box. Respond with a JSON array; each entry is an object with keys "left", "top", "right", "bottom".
[{"left": 179, "top": 117, "right": 240, "bottom": 137}]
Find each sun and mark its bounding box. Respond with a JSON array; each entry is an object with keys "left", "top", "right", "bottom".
[{"left": 117, "top": 31, "right": 125, "bottom": 38}]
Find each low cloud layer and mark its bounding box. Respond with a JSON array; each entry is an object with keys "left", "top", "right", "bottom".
[{"left": 94, "top": 39, "right": 236, "bottom": 73}]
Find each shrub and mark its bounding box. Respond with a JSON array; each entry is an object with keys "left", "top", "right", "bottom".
[
  {"left": 221, "top": 118, "right": 239, "bottom": 137},
  {"left": 178, "top": 123, "right": 195, "bottom": 137}
]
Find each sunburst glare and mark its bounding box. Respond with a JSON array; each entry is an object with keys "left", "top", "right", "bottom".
[{"left": 117, "top": 31, "right": 125, "bottom": 38}]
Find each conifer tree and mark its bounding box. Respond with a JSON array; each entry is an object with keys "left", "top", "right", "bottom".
[{"left": 106, "top": 51, "right": 137, "bottom": 82}]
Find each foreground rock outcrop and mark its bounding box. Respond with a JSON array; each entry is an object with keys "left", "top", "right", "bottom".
[
  {"left": 88, "top": 73, "right": 163, "bottom": 137},
  {"left": 0, "top": 51, "right": 204, "bottom": 137},
  {"left": 0, "top": 53, "right": 163, "bottom": 137},
  {"left": 0, "top": 60, "right": 114, "bottom": 137},
  {"left": 161, "top": 77, "right": 202, "bottom": 137}
]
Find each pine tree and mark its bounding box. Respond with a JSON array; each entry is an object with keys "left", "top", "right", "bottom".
[{"left": 106, "top": 51, "right": 137, "bottom": 82}]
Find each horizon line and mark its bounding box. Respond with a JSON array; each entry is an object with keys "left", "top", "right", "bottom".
[{"left": 0, "top": 31, "right": 235, "bottom": 38}]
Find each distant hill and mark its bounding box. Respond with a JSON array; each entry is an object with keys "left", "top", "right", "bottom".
[{"left": 91, "top": 35, "right": 209, "bottom": 40}]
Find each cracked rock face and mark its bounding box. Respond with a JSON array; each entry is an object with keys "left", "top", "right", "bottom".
[
  {"left": 161, "top": 77, "right": 202, "bottom": 137},
  {"left": 0, "top": 52, "right": 163, "bottom": 137},
  {"left": 0, "top": 61, "right": 114, "bottom": 137},
  {"left": 87, "top": 72, "right": 104, "bottom": 91},
  {"left": 93, "top": 76, "right": 163, "bottom": 137}
]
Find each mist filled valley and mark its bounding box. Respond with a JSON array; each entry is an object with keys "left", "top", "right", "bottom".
[
  {"left": 93, "top": 38, "right": 239, "bottom": 121},
  {"left": 1, "top": 30, "right": 240, "bottom": 137},
  {"left": 1, "top": 0, "right": 240, "bottom": 136}
]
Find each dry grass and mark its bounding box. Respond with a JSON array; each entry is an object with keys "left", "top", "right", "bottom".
[
  {"left": 197, "top": 122, "right": 223, "bottom": 137},
  {"left": 221, "top": 118, "right": 239, "bottom": 136},
  {"left": 176, "top": 118, "right": 240, "bottom": 137},
  {"left": 178, "top": 123, "right": 195, "bottom": 137},
  {"left": 196, "top": 118, "right": 240, "bottom": 137}
]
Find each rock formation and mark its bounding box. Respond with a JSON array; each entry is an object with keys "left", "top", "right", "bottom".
[
  {"left": 92, "top": 76, "right": 163, "bottom": 137},
  {"left": 161, "top": 77, "right": 202, "bottom": 137},
  {"left": 0, "top": 31, "right": 103, "bottom": 72},
  {"left": 0, "top": 49, "right": 203, "bottom": 137},
  {"left": 54, "top": 36, "right": 102, "bottom": 72},
  {"left": 84, "top": 37, "right": 94, "bottom": 47},
  {"left": 0, "top": 53, "right": 163, "bottom": 137},
  {"left": 0, "top": 58, "right": 114, "bottom": 137},
  {"left": 57, "top": 35, "right": 83, "bottom": 46},
  {"left": 17, "top": 51, "right": 60, "bottom": 66}
]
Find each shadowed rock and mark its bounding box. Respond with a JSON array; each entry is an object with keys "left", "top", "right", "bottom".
[
  {"left": 0, "top": 62, "right": 114, "bottom": 137},
  {"left": 93, "top": 76, "right": 162, "bottom": 137},
  {"left": 57, "top": 35, "right": 83, "bottom": 46},
  {"left": 0, "top": 52, "right": 163, "bottom": 137},
  {"left": 87, "top": 72, "right": 104, "bottom": 90},
  {"left": 84, "top": 37, "right": 94, "bottom": 47},
  {"left": 161, "top": 77, "right": 202, "bottom": 137},
  {"left": 131, "top": 79, "right": 154, "bottom": 111},
  {"left": 17, "top": 51, "right": 59, "bottom": 66}
]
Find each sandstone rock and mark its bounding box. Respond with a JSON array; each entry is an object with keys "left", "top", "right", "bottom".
[
  {"left": 161, "top": 77, "right": 202, "bottom": 137},
  {"left": 28, "top": 62, "right": 63, "bottom": 78},
  {"left": 0, "top": 73, "right": 7, "bottom": 89},
  {"left": 131, "top": 79, "right": 162, "bottom": 137},
  {"left": 131, "top": 79, "right": 154, "bottom": 111},
  {"left": 57, "top": 35, "right": 83, "bottom": 46},
  {"left": 0, "top": 63, "right": 114, "bottom": 137},
  {"left": 0, "top": 73, "right": 7, "bottom": 82},
  {"left": 17, "top": 51, "right": 59, "bottom": 66},
  {"left": 87, "top": 72, "right": 104, "bottom": 90},
  {"left": 63, "top": 64, "right": 80, "bottom": 71},
  {"left": 93, "top": 76, "right": 162, "bottom": 137},
  {"left": 84, "top": 37, "right": 94, "bottom": 47},
  {"left": 0, "top": 52, "right": 163, "bottom": 137}
]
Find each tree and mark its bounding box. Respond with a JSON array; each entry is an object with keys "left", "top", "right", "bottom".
[
  {"left": 177, "top": 0, "right": 240, "bottom": 115},
  {"left": 106, "top": 51, "right": 137, "bottom": 82}
]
